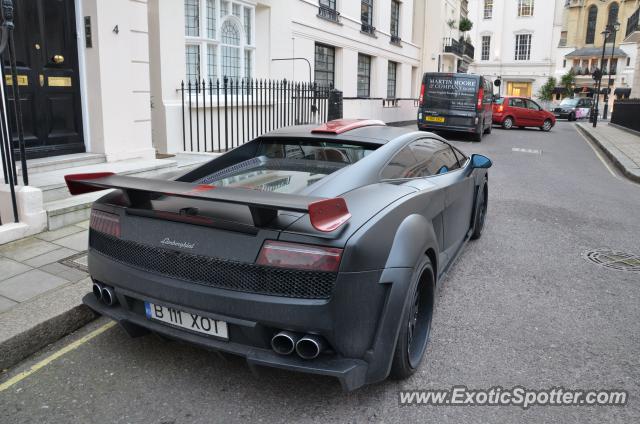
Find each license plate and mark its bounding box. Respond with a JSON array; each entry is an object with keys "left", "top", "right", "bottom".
[
  {"left": 426, "top": 116, "right": 445, "bottom": 123},
  {"left": 145, "top": 302, "right": 228, "bottom": 340}
]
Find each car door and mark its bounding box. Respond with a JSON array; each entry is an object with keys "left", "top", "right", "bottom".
[
  {"left": 509, "top": 98, "right": 529, "bottom": 126},
  {"left": 408, "top": 139, "right": 475, "bottom": 263},
  {"left": 525, "top": 99, "right": 545, "bottom": 126}
]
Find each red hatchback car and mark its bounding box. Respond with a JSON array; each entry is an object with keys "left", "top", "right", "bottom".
[{"left": 492, "top": 96, "right": 556, "bottom": 132}]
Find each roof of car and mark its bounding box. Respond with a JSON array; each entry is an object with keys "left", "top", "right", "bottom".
[{"left": 260, "top": 122, "right": 415, "bottom": 145}]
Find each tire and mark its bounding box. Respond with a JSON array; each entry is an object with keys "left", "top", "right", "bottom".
[
  {"left": 541, "top": 119, "right": 552, "bottom": 132},
  {"left": 502, "top": 116, "right": 514, "bottom": 129},
  {"left": 472, "top": 122, "right": 483, "bottom": 142},
  {"left": 390, "top": 261, "right": 435, "bottom": 380},
  {"left": 484, "top": 122, "right": 492, "bottom": 134},
  {"left": 471, "top": 183, "right": 488, "bottom": 240},
  {"left": 568, "top": 112, "right": 576, "bottom": 122}
]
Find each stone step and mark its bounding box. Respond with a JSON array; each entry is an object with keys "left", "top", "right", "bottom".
[
  {"left": 43, "top": 154, "right": 216, "bottom": 230},
  {"left": 32, "top": 158, "right": 179, "bottom": 203},
  {"left": 17, "top": 153, "right": 106, "bottom": 176}
]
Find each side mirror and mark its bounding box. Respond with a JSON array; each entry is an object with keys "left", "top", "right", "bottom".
[{"left": 471, "top": 154, "right": 492, "bottom": 169}]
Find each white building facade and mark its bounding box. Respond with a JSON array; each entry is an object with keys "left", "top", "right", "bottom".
[
  {"left": 468, "top": 0, "right": 565, "bottom": 100},
  {"left": 150, "top": 0, "right": 423, "bottom": 154}
]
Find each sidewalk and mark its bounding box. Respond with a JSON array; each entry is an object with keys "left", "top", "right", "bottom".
[
  {"left": 0, "top": 221, "right": 96, "bottom": 370},
  {"left": 576, "top": 122, "right": 640, "bottom": 183}
]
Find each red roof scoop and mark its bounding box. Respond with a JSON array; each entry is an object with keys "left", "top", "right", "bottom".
[{"left": 311, "top": 119, "right": 386, "bottom": 134}]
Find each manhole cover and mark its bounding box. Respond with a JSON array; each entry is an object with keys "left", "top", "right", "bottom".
[{"left": 583, "top": 249, "right": 640, "bottom": 272}]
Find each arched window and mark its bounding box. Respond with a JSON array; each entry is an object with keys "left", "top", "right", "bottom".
[
  {"left": 607, "top": 2, "right": 619, "bottom": 42},
  {"left": 585, "top": 5, "right": 597, "bottom": 44},
  {"left": 220, "top": 19, "right": 241, "bottom": 82}
]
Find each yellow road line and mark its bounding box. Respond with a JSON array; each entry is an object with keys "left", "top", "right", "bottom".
[{"left": 0, "top": 321, "right": 116, "bottom": 393}]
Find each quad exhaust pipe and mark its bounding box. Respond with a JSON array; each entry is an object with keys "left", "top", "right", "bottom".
[
  {"left": 92, "top": 281, "right": 118, "bottom": 307},
  {"left": 271, "top": 331, "right": 301, "bottom": 355},
  {"left": 295, "top": 334, "right": 326, "bottom": 360},
  {"left": 271, "top": 331, "right": 326, "bottom": 359}
]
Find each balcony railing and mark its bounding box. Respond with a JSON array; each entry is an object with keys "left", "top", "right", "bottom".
[
  {"left": 317, "top": 5, "right": 340, "bottom": 23},
  {"left": 626, "top": 7, "right": 639, "bottom": 38},
  {"left": 361, "top": 22, "right": 376, "bottom": 35},
  {"left": 463, "top": 40, "right": 475, "bottom": 59},
  {"left": 390, "top": 34, "right": 401, "bottom": 45},
  {"left": 443, "top": 37, "right": 463, "bottom": 56}
]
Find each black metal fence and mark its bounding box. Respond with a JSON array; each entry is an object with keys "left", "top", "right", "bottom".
[
  {"left": 0, "top": 0, "right": 25, "bottom": 225},
  {"left": 181, "top": 78, "right": 331, "bottom": 153},
  {"left": 611, "top": 99, "right": 640, "bottom": 133}
]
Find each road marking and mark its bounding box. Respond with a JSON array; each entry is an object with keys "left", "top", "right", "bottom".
[
  {"left": 0, "top": 321, "right": 116, "bottom": 393},
  {"left": 512, "top": 147, "right": 542, "bottom": 155}
]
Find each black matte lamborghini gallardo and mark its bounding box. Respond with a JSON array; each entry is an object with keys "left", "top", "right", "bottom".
[{"left": 66, "top": 119, "right": 492, "bottom": 391}]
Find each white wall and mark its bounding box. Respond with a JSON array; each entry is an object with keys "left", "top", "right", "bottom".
[{"left": 81, "top": 0, "right": 155, "bottom": 161}]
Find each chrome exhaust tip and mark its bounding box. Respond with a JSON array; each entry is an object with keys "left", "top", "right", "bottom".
[
  {"left": 101, "top": 286, "right": 117, "bottom": 307},
  {"left": 295, "top": 334, "right": 326, "bottom": 360},
  {"left": 271, "top": 331, "right": 301, "bottom": 355},
  {"left": 92, "top": 282, "right": 103, "bottom": 301}
]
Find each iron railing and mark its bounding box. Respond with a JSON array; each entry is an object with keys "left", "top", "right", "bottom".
[
  {"left": 611, "top": 99, "right": 640, "bottom": 132},
  {"left": 180, "top": 78, "right": 331, "bottom": 153},
  {"left": 317, "top": 5, "right": 340, "bottom": 22},
  {"left": 443, "top": 38, "right": 463, "bottom": 56},
  {"left": 0, "top": 0, "right": 25, "bottom": 225},
  {"left": 361, "top": 22, "right": 376, "bottom": 35},
  {"left": 626, "top": 7, "right": 639, "bottom": 38}
]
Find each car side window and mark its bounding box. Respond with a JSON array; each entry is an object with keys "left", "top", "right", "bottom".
[
  {"left": 380, "top": 145, "right": 418, "bottom": 179},
  {"left": 410, "top": 139, "right": 459, "bottom": 176},
  {"left": 526, "top": 100, "right": 541, "bottom": 111},
  {"left": 510, "top": 98, "right": 526, "bottom": 108}
]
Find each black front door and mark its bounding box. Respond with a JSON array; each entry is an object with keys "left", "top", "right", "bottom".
[{"left": 4, "top": 0, "right": 84, "bottom": 159}]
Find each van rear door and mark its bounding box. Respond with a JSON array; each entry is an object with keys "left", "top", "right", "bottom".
[{"left": 420, "top": 74, "right": 479, "bottom": 130}]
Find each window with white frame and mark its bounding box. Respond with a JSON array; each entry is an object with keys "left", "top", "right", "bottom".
[
  {"left": 184, "top": 0, "right": 255, "bottom": 85},
  {"left": 481, "top": 35, "right": 491, "bottom": 61},
  {"left": 517, "top": 0, "right": 534, "bottom": 17},
  {"left": 483, "top": 0, "right": 493, "bottom": 19},
  {"left": 514, "top": 34, "right": 531, "bottom": 60}
]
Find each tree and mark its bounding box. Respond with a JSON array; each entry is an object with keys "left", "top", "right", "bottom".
[
  {"left": 560, "top": 69, "right": 576, "bottom": 98},
  {"left": 537, "top": 77, "right": 557, "bottom": 102}
]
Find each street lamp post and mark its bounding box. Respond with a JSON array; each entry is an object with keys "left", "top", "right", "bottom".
[
  {"left": 602, "top": 21, "right": 620, "bottom": 120},
  {"left": 592, "top": 25, "right": 612, "bottom": 128}
]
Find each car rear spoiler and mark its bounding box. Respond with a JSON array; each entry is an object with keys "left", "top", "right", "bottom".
[{"left": 64, "top": 173, "right": 351, "bottom": 232}]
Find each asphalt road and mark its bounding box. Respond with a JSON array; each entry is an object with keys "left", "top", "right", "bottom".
[{"left": 2, "top": 121, "right": 640, "bottom": 424}]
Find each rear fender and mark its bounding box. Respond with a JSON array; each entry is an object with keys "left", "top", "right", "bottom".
[{"left": 365, "top": 214, "right": 438, "bottom": 383}]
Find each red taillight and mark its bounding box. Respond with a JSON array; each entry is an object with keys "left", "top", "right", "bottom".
[
  {"left": 419, "top": 83, "right": 425, "bottom": 104},
  {"left": 498, "top": 105, "right": 504, "bottom": 113},
  {"left": 90, "top": 210, "right": 120, "bottom": 238},
  {"left": 477, "top": 89, "right": 484, "bottom": 110},
  {"left": 256, "top": 240, "right": 343, "bottom": 272}
]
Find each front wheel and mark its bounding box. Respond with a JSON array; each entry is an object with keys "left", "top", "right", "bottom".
[
  {"left": 502, "top": 116, "right": 514, "bottom": 129},
  {"left": 568, "top": 112, "right": 576, "bottom": 122},
  {"left": 472, "top": 122, "right": 483, "bottom": 142},
  {"left": 541, "top": 119, "right": 552, "bottom": 132},
  {"left": 389, "top": 262, "right": 435, "bottom": 380}
]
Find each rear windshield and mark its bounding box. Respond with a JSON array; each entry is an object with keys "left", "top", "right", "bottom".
[
  {"left": 422, "top": 75, "right": 478, "bottom": 112},
  {"left": 198, "top": 140, "right": 376, "bottom": 194}
]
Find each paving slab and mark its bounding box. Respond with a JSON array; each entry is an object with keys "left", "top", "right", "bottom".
[
  {"left": 51, "top": 230, "right": 89, "bottom": 251},
  {"left": 0, "top": 238, "right": 59, "bottom": 262},
  {"left": 23, "top": 247, "right": 78, "bottom": 268},
  {"left": 0, "top": 295, "right": 17, "bottom": 313},
  {"left": 0, "top": 257, "right": 32, "bottom": 281},
  {"left": 0, "top": 269, "right": 69, "bottom": 302},
  {"left": 40, "top": 262, "right": 88, "bottom": 283},
  {"left": 35, "top": 225, "right": 85, "bottom": 242}
]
